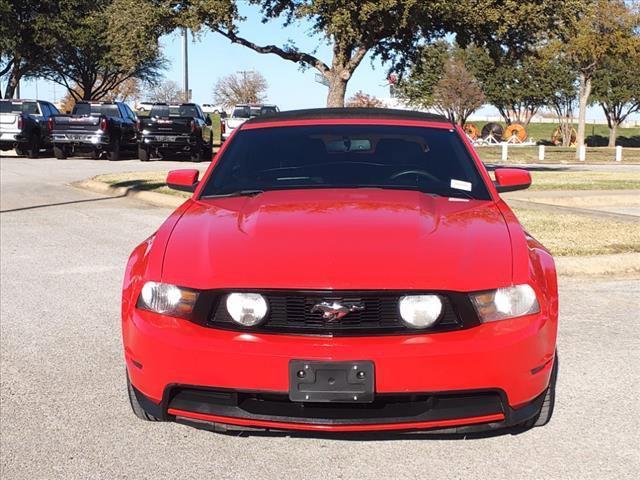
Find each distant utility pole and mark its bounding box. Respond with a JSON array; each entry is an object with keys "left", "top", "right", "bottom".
[
  {"left": 237, "top": 70, "right": 255, "bottom": 82},
  {"left": 182, "top": 27, "right": 189, "bottom": 102}
]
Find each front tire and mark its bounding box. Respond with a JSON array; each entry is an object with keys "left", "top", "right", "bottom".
[
  {"left": 15, "top": 146, "right": 27, "bottom": 156},
  {"left": 521, "top": 353, "right": 558, "bottom": 428},
  {"left": 108, "top": 139, "right": 121, "bottom": 161},
  {"left": 127, "top": 375, "right": 160, "bottom": 422},
  {"left": 138, "top": 146, "right": 150, "bottom": 162},
  {"left": 53, "top": 145, "right": 67, "bottom": 159},
  {"left": 26, "top": 134, "right": 41, "bottom": 158}
]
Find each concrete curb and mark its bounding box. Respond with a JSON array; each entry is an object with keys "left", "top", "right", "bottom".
[
  {"left": 74, "top": 177, "right": 640, "bottom": 278},
  {"left": 72, "top": 178, "right": 185, "bottom": 209}
]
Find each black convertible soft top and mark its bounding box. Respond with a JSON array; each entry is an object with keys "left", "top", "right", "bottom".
[{"left": 245, "top": 107, "right": 452, "bottom": 125}]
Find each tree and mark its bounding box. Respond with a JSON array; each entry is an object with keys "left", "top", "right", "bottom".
[
  {"left": 540, "top": 44, "right": 579, "bottom": 147},
  {"left": 591, "top": 44, "right": 640, "bottom": 147},
  {"left": 563, "top": 0, "right": 637, "bottom": 157},
  {"left": 0, "top": 0, "right": 57, "bottom": 98},
  {"left": 465, "top": 47, "right": 557, "bottom": 126},
  {"left": 393, "top": 41, "right": 450, "bottom": 110},
  {"left": 146, "top": 80, "right": 184, "bottom": 103},
  {"left": 213, "top": 71, "right": 268, "bottom": 109},
  {"left": 394, "top": 43, "right": 484, "bottom": 124},
  {"left": 346, "top": 91, "right": 383, "bottom": 108},
  {"left": 432, "top": 57, "right": 484, "bottom": 125},
  {"left": 178, "top": 0, "right": 587, "bottom": 107},
  {"left": 58, "top": 78, "right": 142, "bottom": 112},
  {"left": 40, "top": 0, "right": 166, "bottom": 101}
]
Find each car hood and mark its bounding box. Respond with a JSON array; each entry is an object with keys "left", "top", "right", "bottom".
[{"left": 161, "top": 189, "right": 513, "bottom": 291}]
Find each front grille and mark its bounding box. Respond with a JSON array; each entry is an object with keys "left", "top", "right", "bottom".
[{"left": 208, "top": 291, "right": 469, "bottom": 335}]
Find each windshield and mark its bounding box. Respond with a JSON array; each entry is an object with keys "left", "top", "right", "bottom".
[
  {"left": 232, "top": 106, "right": 277, "bottom": 118},
  {"left": 74, "top": 104, "right": 121, "bottom": 117},
  {"left": 0, "top": 101, "right": 39, "bottom": 115},
  {"left": 150, "top": 105, "right": 198, "bottom": 118},
  {"left": 201, "top": 124, "right": 491, "bottom": 200}
]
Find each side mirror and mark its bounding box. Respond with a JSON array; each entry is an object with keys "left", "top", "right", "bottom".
[
  {"left": 493, "top": 168, "right": 531, "bottom": 193},
  {"left": 205, "top": 116, "right": 212, "bottom": 126},
  {"left": 167, "top": 169, "right": 199, "bottom": 192}
]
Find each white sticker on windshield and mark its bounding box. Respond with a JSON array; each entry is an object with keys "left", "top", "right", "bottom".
[{"left": 450, "top": 179, "right": 472, "bottom": 192}]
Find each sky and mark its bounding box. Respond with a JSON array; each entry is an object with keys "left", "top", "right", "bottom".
[{"left": 8, "top": 3, "right": 639, "bottom": 123}]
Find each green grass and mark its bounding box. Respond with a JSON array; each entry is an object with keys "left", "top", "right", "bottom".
[{"left": 512, "top": 207, "right": 640, "bottom": 256}]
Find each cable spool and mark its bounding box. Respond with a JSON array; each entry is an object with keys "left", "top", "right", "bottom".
[
  {"left": 463, "top": 123, "right": 479, "bottom": 140},
  {"left": 503, "top": 123, "right": 528, "bottom": 142},
  {"left": 552, "top": 126, "right": 577, "bottom": 146},
  {"left": 481, "top": 122, "right": 504, "bottom": 141}
]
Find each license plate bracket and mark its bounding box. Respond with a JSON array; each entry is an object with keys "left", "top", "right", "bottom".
[{"left": 289, "top": 360, "right": 374, "bottom": 403}]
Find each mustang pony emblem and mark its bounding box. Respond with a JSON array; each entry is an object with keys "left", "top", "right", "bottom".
[{"left": 311, "top": 301, "right": 365, "bottom": 321}]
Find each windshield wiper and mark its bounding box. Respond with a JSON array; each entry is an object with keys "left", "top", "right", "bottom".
[{"left": 202, "top": 189, "right": 265, "bottom": 199}]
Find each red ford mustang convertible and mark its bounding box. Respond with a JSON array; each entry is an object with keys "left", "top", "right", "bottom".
[{"left": 122, "top": 108, "right": 558, "bottom": 434}]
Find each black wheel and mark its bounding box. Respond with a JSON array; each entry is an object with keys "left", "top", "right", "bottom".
[
  {"left": 520, "top": 353, "right": 558, "bottom": 428},
  {"left": 190, "top": 149, "right": 203, "bottom": 162},
  {"left": 108, "top": 139, "right": 121, "bottom": 161},
  {"left": 138, "top": 146, "right": 150, "bottom": 162},
  {"left": 481, "top": 122, "right": 504, "bottom": 140},
  {"left": 53, "top": 145, "right": 67, "bottom": 159},
  {"left": 127, "top": 374, "right": 160, "bottom": 422},
  {"left": 90, "top": 149, "right": 101, "bottom": 160},
  {"left": 15, "top": 146, "right": 27, "bottom": 156}
]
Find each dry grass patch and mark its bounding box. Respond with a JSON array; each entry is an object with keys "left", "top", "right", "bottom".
[
  {"left": 528, "top": 171, "right": 640, "bottom": 190},
  {"left": 512, "top": 207, "right": 640, "bottom": 256}
]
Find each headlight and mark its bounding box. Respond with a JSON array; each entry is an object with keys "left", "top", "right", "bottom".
[
  {"left": 137, "top": 281, "right": 199, "bottom": 317},
  {"left": 398, "top": 295, "right": 443, "bottom": 328},
  {"left": 225, "top": 293, "right": 268, "bottom": 326},
  {"left": 470, "top": 284, "right": 539, "bottom": 323}
]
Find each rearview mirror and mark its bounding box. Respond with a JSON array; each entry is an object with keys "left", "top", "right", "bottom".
[
  {"left": 167, "top": 169, "right": 199, "bottom": 192},
  {"left": 493, "top": 168, "right": 531, "bottom": 193}
]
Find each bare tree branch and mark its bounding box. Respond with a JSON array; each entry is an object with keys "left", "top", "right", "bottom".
[{"left": 214, "top": 28, "right": 330, "bottom": 76}]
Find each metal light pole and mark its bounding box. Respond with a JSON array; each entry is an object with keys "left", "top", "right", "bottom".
[{"left": 182, "top": 27, "right": 189, "bottom": 102}]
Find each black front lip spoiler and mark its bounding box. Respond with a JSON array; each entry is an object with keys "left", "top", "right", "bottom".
[{"left": 130, "top": 383, "right": 546, "bottom": 434}]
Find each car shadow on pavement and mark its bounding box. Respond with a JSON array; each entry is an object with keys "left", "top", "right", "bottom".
[
  {"left": 110, "top": 180, "right": 166, "bottom": 191},
  {"left": 0, "top": 194, "right": 126, "bottom": 213},
  {"left": 175, "top": 418, "right": 532, "bottom": 441}
]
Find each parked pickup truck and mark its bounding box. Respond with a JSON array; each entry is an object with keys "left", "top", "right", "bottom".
[
  {"left": 137, "top": 103, "right": 213, "bottom": 161},
  {"left": 50, "top": 101, "right": 138, "bottom": 160},
  {"left": 222, "top": 104, "right": 279, "bottom": 141},
  {"left": 0, "top": 99, "right": 60, "bottom": 158}
]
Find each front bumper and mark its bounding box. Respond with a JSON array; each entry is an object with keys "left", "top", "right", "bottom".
[{"left": 124, "top": 308, "right": 556, "bottom": 432}]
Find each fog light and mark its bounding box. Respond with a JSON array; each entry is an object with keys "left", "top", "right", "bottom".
[
  {"left": 226, "top": 293, "right": 268, "bottom": 326},
  {"left": 398, "top": 295, "right": 443, "bottom": 328}
]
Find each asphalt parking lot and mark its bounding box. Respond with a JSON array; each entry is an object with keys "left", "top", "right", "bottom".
[{"left": 1, "top": 156, "right": 639, "bottom": 479}]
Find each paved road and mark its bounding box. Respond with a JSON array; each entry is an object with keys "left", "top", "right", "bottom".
[{"left": 1, "top": 156, "right": 639, "bottom": 480}]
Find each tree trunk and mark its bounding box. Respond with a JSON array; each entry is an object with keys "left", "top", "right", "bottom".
[
  {"left": 4, "top": 64, "right": 21, "bottom": 99},
  {"left": 575, "top": 73, "right": 592, "bottom": 158},
  {"left": 326, "top": 73, "right": 348, "bottom": 108},
  {"left": 608, "top": 122, "right": 618, "bottom": 148}
]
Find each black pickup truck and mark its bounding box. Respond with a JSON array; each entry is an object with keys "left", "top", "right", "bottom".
[
  {"left": 137, "top": 103, "right": 213, "bottom": 161},
  {"left": 0, "top": 99, "right": 60, "bottom": 158},
  {"left": 50, "top": 101, "right": 138, "bottom": 160}
]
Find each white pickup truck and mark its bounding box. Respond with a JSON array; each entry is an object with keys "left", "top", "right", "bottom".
[
  {"left": 222, "top": 104, "right": 279, "bottom": 141},
  {"left": 0, "top": 99, "right": 60, "bottom": 158}
]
